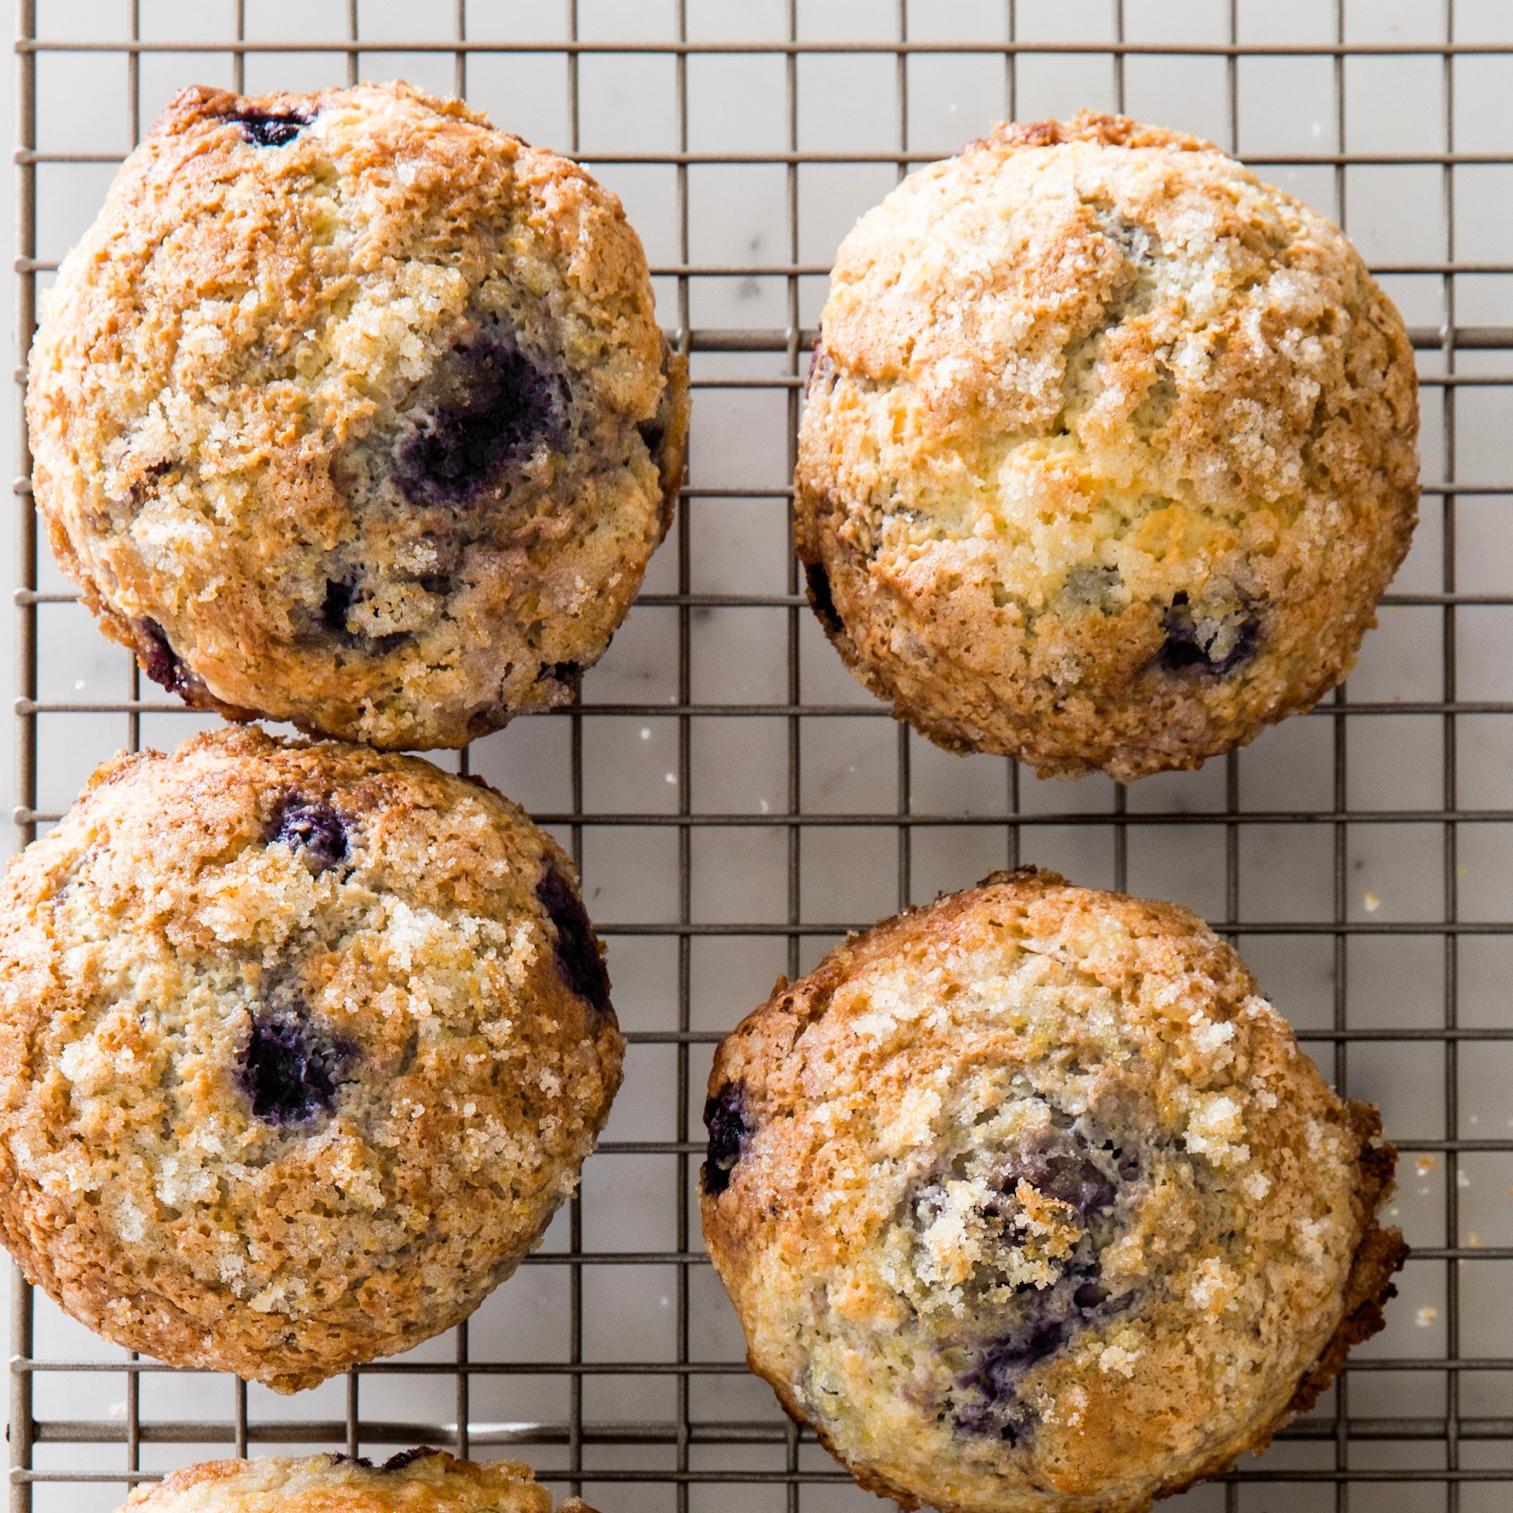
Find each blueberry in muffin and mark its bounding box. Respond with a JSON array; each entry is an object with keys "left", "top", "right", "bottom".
[
  {"left": 27, "top": 81, "right": 689, "bottom": 750},
  {"left": 796, "top": 112, "right": 1418, "bottom": 781},
  {"left": 114, "top": 1450, "right": 596, "bottom": 1513},
  {"left": 0, "top": 727, "right": 623, "bottom": 1391},
  {"left": 701, "top": 867, "right": 1406, "bottom": 1513}
]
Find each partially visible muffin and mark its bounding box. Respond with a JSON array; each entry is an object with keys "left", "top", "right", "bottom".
[
  {"left": 0, "top": 728, "right": 623, "bottom": 1391},
  {"left": 116, "top": 1450, "right": 595, "bottom": 1513},
  {"left": 702, "top": 867, "right": 1406, "bottom": 1513},
  {"left": 28, "top": 80, "right": 688, "bottom": 750},
  {"left": 797, "top": 112, "right": 1418, "bottom": 781}
]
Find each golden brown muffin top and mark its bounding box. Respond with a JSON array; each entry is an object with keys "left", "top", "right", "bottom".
[
  {"left": 121, "top": 1451, "right": 595, "bottom": 1513},
  {"left": 797, "top": 112, "right": 1418, "bottom": 780},
  {"left": 703, "top": 868, "right": 1404, "bottom": 1512},
  {"left": 28, "top": 81, "right": 686, "bottom": 749},
  {"left": 0, "top": 728, "right": 622, "bottom": 1390}
]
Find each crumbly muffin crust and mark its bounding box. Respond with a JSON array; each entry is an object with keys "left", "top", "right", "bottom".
[
  {"left": 796, "top": 113, "right": 1418, "bottom": 781},
  {"left": 119, "top": 1450, "right": 596, "bottom": 1513},
  {"left": 701, "top": 867, "right": 1405, "bottom": 1513},
  {"left": 0, "top": 728, "right": 623, "bottom": 1391},
  {"left": 28, "top": 81, "right": 689, "bottom": 750}
]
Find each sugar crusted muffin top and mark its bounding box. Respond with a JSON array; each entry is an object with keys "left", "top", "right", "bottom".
[
  {"left": 796, "top": 113, "right": 1418, "bottom": 780},
  {"left": 0, "top": 728, "right": 623, "bottom": 1391},
  {"left": 28, "top": 81, "right": 688, "bottom": 749},
  {"left": 119, "top": 1450, "right": 595, "bottom": 1513},
  {"left": 701, "top": 868, "right": 1405, "bottom": 1513}
]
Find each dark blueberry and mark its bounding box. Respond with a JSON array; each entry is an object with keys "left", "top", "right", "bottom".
[
  {"left": 322, "top": 577, "right": 354, "bottom": 634},
  {"left": 1157, "top": 591, "right": 1261, "bottom": 676},
  {"left": 954, "top": 1324, "right": 1068, "bottom": 1444},
  {"left": 396, "top": 339, "right": 558, "bottom": 508},
  {"left": 804, "top": 561, "right": 844, "bottom": 637},
  {"left": 124, "top": 459, "right": 177, "bottom": 509},
  {"left": 942, "top": 1123, "right": 1146, "bottom": 1441},
  {"left": 636, "top": 418, "right": 666, "bottom": 458},
  {"left": 702, "top": 1082, "right": 753, "bottom": 1197},
  {"left": 315, "top": 577, "right": 417, "bottom": 650},
  {"left": 269, "top": 798, "right": 348, "bottom": 873},
  {"left": 1037, "top": 1153, "right": 1117, "bottom": 1218},
  {"left": 232, "top": 109, "right": 311, "bottom": 147},
  {"left": 380, "top": 1449, "right": 441, "bottom": 1473},
  {"left": 1074, "top": 1279, "right": 1109, "bottom": 1310},
  {"left": 239, "top": 1008, "right": 351, "bottom": 1125},
  {"left": 1004, "top": 1320, "right": 1067, "bottom": 1371},
  {"left": 131, "top": 618, "right": 194, "bottom": 697},
  {"left": 1000, "top": 1151, "right": 1117, "bottom": 1221},
  {"left": 537, "top": 661, "right": 581, "bottom": 686},
  {"left": 535, "top": 866, "right": 612, "bottom": 1018}
]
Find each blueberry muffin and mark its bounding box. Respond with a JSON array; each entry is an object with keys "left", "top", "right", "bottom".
[
  {"left": 796, "top": 113, "right": 1418, "bottom": 781},
  {"left": 701, "top": 868, "right": 1406, "bottom": 1513},
  {"left": 28, "top": 81, "right": 689, "bottom": 750},
  {"left": 117, "top": 1450, "right": 595, "bottom": 1513},
  {"left": 0, "top": 728, "right": 623, "bottom": 1391}
]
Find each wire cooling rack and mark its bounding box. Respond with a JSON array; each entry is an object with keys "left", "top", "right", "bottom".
[{"left": 10, "top": 2, "right": 1513, "bottom": 1510}]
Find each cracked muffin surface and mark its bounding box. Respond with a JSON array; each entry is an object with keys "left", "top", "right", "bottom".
[
  {"left": 27, "top": 80, "right": 688, "bottom": 749},
  {"left": 701, "top": 868, "right": 1406, "bottom": 1513},
  {"left": 118, "top": 1449, "right": 597, "bottom": 1513},
  {"left": 0, "top": 727, "right": 623, "bottom": 1391},
  {"left": 796, "top": 112, "right": 1418, "bottom": 781}
]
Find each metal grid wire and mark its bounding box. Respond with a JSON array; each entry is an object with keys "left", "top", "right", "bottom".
[{"left": 10, "top": 1, "right": 1513, "bottom": 1509}]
